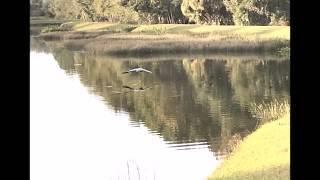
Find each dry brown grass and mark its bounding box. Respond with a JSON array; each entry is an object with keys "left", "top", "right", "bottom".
[
  {"left": 250, "top": 99, "right": 290, "bottom": 127},
  {"left": 35, "top": 24, "right": 290, "bottom": 55}
]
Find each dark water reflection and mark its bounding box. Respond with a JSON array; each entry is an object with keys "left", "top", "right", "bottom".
[{"left": 30, "top": 38, "right": 290, "bottom": 179}]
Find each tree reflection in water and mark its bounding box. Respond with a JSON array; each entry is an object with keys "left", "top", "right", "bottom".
[{"left": 31, "top": 38, "right": 289, "bottom": 156}]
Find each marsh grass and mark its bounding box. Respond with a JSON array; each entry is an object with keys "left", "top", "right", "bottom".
[
  {"left": 30, "top": 16, "right": 68, "bottom": 26},
  {"left": 39, "top": 31, "right": 108, "bottom": 41},
  {"left": 278, "top": 46, "right": 290, "bottom": 57},
  {"left": 41, "top": 25, "right": 70, "bottom": 33},
  {"left": 223, "top": 134, "right": 243, "bottom": 155},
  {"left": 150, "top": 26, "right": 168, "bottom": 35},
  {"left": 35, "top": 23, "right": 290, "bottom": 55},
  {"left": 91, "top": 52, "right": 289, "bottom": 61},
  {"left": 250, "top": 99, "right": 290, "bottom": 128},
  {"left": 61, "top": 36, "right": 289, "bottom": 56},
  {"left": 70, "top": 22, "right": 138, "bottom": 33}
]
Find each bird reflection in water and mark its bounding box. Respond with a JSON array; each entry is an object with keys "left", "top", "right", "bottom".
[{"left": 122, "top": 85, "right": 152, "bottom": 92}]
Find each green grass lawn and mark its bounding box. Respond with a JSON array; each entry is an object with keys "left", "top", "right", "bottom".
[
  {"left": 132, "top": 24, "right": 289, "bottom": 40},
  {"left": 208, "top": 113, "right": 290, "bottom": 180},
  {"left": 68, "top": 22, "right": 137, "bottom": 32}
]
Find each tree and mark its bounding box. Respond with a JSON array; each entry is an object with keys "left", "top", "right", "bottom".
[
  {"left": 48, "top": 0, "right": 82, "bottom": 19},
  {"left": 223, "top": 0, "right": 289, "bottom": 25},
  {"left": 181, "top": 0, "right": 233, "bottom": 25},
  {"left": 45, "top": 0, "right": 289, "bottom": 25},
  {"left": 31, "top": 0, "right": 46, "bottom": 16},
  {"left": 77, "top": 0, "right": 96, "bottom": 21}
]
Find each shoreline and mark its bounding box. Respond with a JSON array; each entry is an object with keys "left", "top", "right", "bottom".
[
  {"left": 31, "top": 21, "right": 290, "bottom": 57},
  {"left": 208, "top": 113, "right": 290, "bottom": 179}
]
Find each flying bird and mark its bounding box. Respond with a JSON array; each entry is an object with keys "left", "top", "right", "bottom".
[{"left": 122, "top": 67, "right": 152, "bottom": 74}]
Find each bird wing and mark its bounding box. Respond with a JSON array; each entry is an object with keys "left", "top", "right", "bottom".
[
  {"left": 126, "top": 68, "right": 152, "bottom": 73},
  {"left": 128, "top": 68, "right": 139, "bottom": 72},
  {"left": 142, "top": 68, "right": 152, "bottom": 73}
]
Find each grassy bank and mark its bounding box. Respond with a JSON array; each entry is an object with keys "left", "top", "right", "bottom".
[
  {"left": 32, "top": 20, "right": 290, "bottom": 55},
  {"left": 208, "top": 110, "right": 290, "bottom": 179},
  {"left": 37, "top": 22, "right": 289, "bottom": 40},
  {"left": 132, "top": 24, "right": 289, "bottom": 40},
  {"left": 30, "top": 16, "right": 69, "bottom": 26},
  {"left": 89, "top": 52, "right": 290, "bottom": 61},
  {"left": 30, "top": 16, "right": 70, "bottom": 35}
]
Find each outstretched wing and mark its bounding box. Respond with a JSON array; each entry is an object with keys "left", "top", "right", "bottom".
[
  {"left": 141, "top": 68, "right": 152, "bottom": 73},
  {"left": 128, "top": 67, "right": 140, "bottom": 73}
]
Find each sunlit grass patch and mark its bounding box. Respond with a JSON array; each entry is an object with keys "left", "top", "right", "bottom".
[
  {"left": 208, "top": 103, "right": 290, "bottom": 180},
  {"left": 72, "top": 22, "right": 115, "bottom": 31},
  {"left": 70, "top": 22, "right": 137, "bottom": 32},
  {"left": 132, "top": 24, "right": 290, "bottom": 40},
  {"left": 132, "top": 24, "right": 182, "bottom": 33},
  {"left": 191, "top": 26, "right": 289, "bottom": 40}
]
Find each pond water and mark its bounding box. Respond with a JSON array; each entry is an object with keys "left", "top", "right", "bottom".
[{"left": 30, "top": 38, "right": 290, "bottom": 180}]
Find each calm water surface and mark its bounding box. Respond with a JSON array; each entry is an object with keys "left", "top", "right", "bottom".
[{"left": 30, "top": 38, "right": 289, "bottom": 180}]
